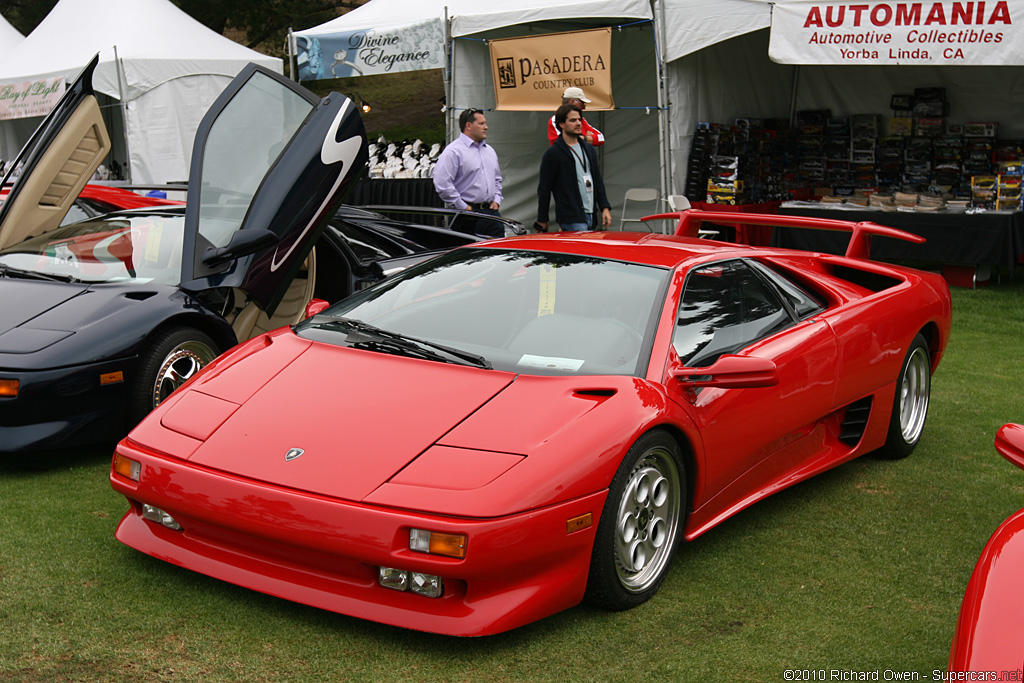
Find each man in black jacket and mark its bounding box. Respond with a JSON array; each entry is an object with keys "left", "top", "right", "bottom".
[{"left": 536, "top": 104, "right": 612, "bottom": 232}]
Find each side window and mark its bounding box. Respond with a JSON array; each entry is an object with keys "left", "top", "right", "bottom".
[
  {"left": 674, "top": 260, "right": 793, "bottom": 367},
  {"left": 749, "top": 260, "right": 825, "bottom": 319}
]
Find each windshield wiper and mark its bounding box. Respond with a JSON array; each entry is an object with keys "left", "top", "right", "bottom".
[
  {"left": 0, "top": 263, "right": 80, "bottom": 283},
  {"left": 308, "top": 315, "right": 492, "bottom": 369}
]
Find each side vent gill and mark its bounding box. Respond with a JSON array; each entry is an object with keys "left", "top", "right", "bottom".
[
  {"left": 573, "top": 389, "right": 617, "bottom": 398},
  {"left": 839, "top": 397, "right": 873, "bottom": 445}
]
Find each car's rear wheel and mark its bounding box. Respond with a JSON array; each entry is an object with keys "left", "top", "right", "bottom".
[
  {"left": 128, "top": 327, "right": 217, "bottom": 425},
  {"left": 586, "top": 430, "right": 685, "bottom": 610},
  {"left": 878, "top": 334, "right": 931, "bottom": 459}
]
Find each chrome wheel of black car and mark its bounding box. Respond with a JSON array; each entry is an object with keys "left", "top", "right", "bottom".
[
  {"left": 128, "top": 327, "right": 218, "bottom": 425},
  {"left": 587, "top": 430, "right": 685, "bottom": 610},
  {"left": 878, "top": 334, "right": 931, "bottom": 459}
]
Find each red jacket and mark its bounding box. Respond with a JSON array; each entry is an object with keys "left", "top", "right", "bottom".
[{"left": 548, "top": 115, "right": 605, "bottom": 146}]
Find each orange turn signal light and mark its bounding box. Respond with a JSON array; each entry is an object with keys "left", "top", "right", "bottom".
[
  {"left": 566, "top": 513, "right": 592, "bottom": 534},
  {"left": 0, "top": 379, "right": 19, "bottom": 397},
  {"left": 113, "top": 453, "right": 141, "bottom": 482},
  {"left": 409, "top": 529, "right": 467, "bottom": 559}
]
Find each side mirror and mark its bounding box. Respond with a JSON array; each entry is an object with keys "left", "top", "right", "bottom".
[
  {"left": 670, "top": 355, "right": 778, "bottom": 388},
  {"left": 304, "top": 298, "right": 330, "bottom": 318},
  {"left": 996, "top": 423, "right": 1024, "bottom": 471},
  {"left": 202, "top": 229, "right": 280, "bottom": 268}
]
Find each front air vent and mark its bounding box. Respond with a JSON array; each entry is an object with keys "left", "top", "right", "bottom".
[
  {"left": 839, "top": 397, "right": 873, "bottom": 445},
  {"left": 124, "top": 291, "right": 158, "bottom": 301}
]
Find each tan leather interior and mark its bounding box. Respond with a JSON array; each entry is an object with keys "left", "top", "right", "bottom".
[
  {"left": 0, "top": 95, "right": 111, "bottom": 251},
  {"left": 231, "top": 247, "right": 317, "bottom": 342}
]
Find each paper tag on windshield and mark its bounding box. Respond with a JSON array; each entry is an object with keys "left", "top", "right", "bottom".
[{"left": 518, "top": 354, "right": 584, "bottom": 372}]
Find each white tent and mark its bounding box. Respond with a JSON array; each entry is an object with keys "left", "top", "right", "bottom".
[
  {"left": 296, "top": 0, "right": 1024, "bottom": 224},
  {"left": 0, "top": 13, "right": 24, "bottom": 60},
  {"left": 294, "top": 0, "right": 660, "bottom": 226},
  {"left": 0, "top": 0, "right": 281, "bottom": 184}
]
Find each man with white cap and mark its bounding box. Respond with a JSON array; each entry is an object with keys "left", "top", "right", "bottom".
[{"left": 546, "top": 87, "right": 605, "bottom": 147}]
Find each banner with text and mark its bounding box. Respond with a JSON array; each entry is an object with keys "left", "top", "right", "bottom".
[
  {"left": 769, "top": 1, "right": 1023, "bottom": 65},
  {"left": 489, "top": 28, "right": 613, "bottom": 111},
  {"left": 0, "top": 77, "right": 64, "bottom": 121},
  {"left": 294, "top": 19, "right": 444, "bottom": 81}
]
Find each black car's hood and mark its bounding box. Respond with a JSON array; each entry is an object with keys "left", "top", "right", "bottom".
[
  {"left": 0, "top": 280, "right": 232, "bottom": 372},
  {"left": 0, "top": 279, "right": 88, "bottom": 336}
]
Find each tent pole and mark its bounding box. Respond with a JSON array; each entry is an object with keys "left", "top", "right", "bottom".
[
  {"left": 287, "top": 28, "right": 298, "bottom": 82},
  {"left": 788, "top": 65, "right": 800, "bottom": 127},
  {"left": 443, "top": 7, "right": 455, "bottom": 143},
  {"left": 114, "top": 45, "right": 133, "bottom": 184},
  {"left": 655, "top": 0, "right": 670, "bottom": 233}
]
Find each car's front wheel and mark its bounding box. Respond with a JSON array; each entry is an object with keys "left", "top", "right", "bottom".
[
  {"left": 878, "top": 334, "right": 931, "bottom": 459},
  {"left": 586, "top": 430, "right": 685, "bottom": 610},
  {"left": 128, "top": 327, "right": 218, "bottom": 425}
]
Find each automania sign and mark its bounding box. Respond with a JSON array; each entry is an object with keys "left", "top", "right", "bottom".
[
  {"left": 489, "top": 28, "right": 613, "bottom": 111},
  {"left": 0, "top": 77, "right": 64, "bottom": 121},
  {"left": 769, "top": 1, "right": 1023, "bottom": 65}
]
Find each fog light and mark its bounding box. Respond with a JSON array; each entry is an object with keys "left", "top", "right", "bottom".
[
  {"left": 409, "top": 572, "right": 443, "bottom": 598},
  {"left": 142, "top": 504, "right": 182, "bottom": 531},
  {"left": 113, "top": 453, "right": 141, "bottom": 481},
  {"left": 378, "top": 567, "right": 444, "bottom": 598},
  {"left": 409, "top": 528, "right": 466, "bottom": 558},
  {"left": 0, "top": 379, "right": 18, "bottom": 397},
  {"left": 378, "top": 566, "right": 409, "bottom": 591}
]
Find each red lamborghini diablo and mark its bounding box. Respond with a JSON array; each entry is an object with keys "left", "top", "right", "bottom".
[{"left": 111, "top": 212, "right": 952, "bottom": 636}]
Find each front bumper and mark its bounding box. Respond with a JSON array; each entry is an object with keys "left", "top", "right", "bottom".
[
  {"left": 111, "top": 438, "right": 606, "bottom": 636},
  {"left": 0, "top": 357, "right": 134, "bottom": 452}
]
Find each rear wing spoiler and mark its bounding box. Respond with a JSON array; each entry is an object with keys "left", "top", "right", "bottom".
[{"left": 641, "top": 209, "right": 925, "bottom": 260}]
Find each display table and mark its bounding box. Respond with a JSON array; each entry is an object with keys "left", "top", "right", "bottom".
[
  {"left": 348, "top": 178, "right": 442, "bottom": 208},
  {"left": 774, "top": 203, "right": 1024, "bottom": 275},
  {"left": 691, "top": 201, "right": 781, "bottom": 246}
]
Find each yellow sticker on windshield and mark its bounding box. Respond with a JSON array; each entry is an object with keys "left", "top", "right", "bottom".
[
  {"left": 144, "top": 222, "right": 162, "bottom": 263},
  {"left": 538, "top": 264, "right": 556, "bottom": 317}
]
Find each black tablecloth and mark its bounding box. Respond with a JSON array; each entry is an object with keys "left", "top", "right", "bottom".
[
  {"left": 773, "top": 206, "right": 1024, "bottom": 273},
  {"left": 347, "top": 178, "right": 442, "bottom": 208}
]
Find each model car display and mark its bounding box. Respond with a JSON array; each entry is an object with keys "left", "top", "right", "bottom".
[
  {"left": 948, "top": 422, "right": 1024, "bottom": 671},
  {"left": 110, "top": 208, "right": 952, "bottom": 636},
  {"left": 1, "top": 57, "right": 372, "bottom": 452}
]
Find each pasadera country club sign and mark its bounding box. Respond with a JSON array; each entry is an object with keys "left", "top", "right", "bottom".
[
  {"left": 489, "top": 28, "right": 613, "bottom": 111},
  {"left": 769, "top": 1, "right": 1022, "bottom": 66}
]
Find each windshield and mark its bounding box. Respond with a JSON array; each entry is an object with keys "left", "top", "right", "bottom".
[
  {"left": 0, "top": 213, "right": 185, "bottom": 285},
  {"left": 296, "top": 247, "right": 669, "bottom": 376}
]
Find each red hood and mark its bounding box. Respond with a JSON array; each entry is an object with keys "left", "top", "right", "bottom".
[{"left": 183, "top": 340, "right": 515, "bottom": 501}]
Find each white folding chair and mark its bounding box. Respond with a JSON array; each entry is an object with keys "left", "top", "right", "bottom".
[
  {"left": 668, "top": 193, "right": 719, "bottom": 239},
  {"left": 618, "top": 187, "right": 660, "bottom": 231}
]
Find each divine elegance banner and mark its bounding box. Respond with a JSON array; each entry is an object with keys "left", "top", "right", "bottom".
[
  {"left": 769, "top": 1, "right": 1023, "bottom": 65},
  {"left": 489, "top": 28, "right": 613, "bottom": 111},
  {"left": 0, "top": 77, "right": 64, "bottom": 121},
  {"left": 294, "top": 19, "right": 444, "bottom": 81}
]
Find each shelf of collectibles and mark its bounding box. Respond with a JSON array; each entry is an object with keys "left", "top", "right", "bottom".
[{"left": 683, "top": 87, "right": 1023, "bottom": 285}]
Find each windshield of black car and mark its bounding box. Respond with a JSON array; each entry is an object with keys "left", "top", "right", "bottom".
[
  {"left": 295, "top": 247, "right": 669, "bottom": 377},
  {"left": 0, "top": 214, "right": 185, "bottom": 285}
]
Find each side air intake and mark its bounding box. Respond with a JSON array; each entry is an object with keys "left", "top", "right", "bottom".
[{"left": 839, "top": 397, "right": 873, "bottom": 445}]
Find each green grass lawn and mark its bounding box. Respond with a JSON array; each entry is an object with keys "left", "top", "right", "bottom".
[{"left": 2, "top": 275, "right": 1023, "bottom": 682}]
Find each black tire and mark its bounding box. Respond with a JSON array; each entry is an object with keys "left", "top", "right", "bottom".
[
  {"left": 586, "top": 430, "right": 686, "bottom": 611},
  {"left": 877, "top": 334, "right": 931, "bottom": 460},
  {"left": 127, "top": 327, "right": 218, "bottom": 425}
]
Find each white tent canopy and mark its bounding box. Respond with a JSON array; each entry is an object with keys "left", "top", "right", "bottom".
[
  {"left": 295, "top": 0, "right": 658, "bottom": 226},
  {"left": 0, "top": 0, "right": 281, "bottom": 184},
  {"left": 0, "top": 13, "right": 24, "bottom": 60},
  {"left": 296, "top": 0, "right": 1024, "bottom": 225}
]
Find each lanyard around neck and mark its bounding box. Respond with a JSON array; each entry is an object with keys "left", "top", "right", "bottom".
[{"left": 568, "top": 142, "right": 588, "bottom": 173}]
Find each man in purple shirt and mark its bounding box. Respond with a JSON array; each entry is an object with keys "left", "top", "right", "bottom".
[{"left": 432, "top": 108, "right": 505, "bottom": 238}]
